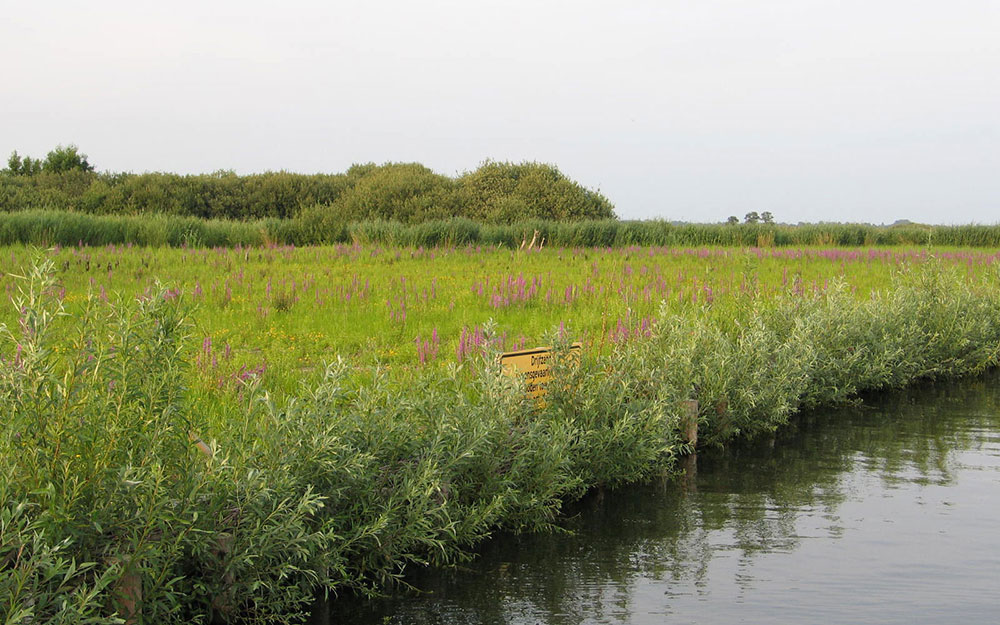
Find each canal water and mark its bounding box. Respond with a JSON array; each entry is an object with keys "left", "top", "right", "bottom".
[{"left": 327, "top": 373, "right": 1000, "bottom": 624}]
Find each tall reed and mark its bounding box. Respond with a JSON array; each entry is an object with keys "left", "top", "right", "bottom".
[{"left": 3, "top": 211, "right": 1000, "bottom": 248}]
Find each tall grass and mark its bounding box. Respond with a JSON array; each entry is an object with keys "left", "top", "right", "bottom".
[{"left": 3, "top": 210, "right": 1000, "bottom": 248}]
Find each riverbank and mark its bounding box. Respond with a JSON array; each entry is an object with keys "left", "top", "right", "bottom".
[
  {"left": 332, "top": 370, "right": 1000, "bottom": 624},
  {"left": 3, "top": 259, "right": 999, "bottom": 623}
]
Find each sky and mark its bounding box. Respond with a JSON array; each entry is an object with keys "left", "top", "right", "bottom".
[{"left": 2, "top": 0, "right": 997, "bottom": 224}]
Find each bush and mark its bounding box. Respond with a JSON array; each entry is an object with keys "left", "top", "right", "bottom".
[
  {"left": 457, "top": 161, "right": 616, "bottom": 222},
  {"left": 331, "top": 163, "right": 459, "bottom": 223},
  {"left": 1, "top": 160, "right": 616, "bottom": 224}
]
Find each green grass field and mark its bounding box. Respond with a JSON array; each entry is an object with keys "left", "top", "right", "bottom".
[{"left": 3, "top": 243, "right": 998, "bottom": 396}]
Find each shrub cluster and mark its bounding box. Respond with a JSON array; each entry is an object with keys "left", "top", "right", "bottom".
[
  {"left": 0, "top": 160, "right": 615, "bottom": 224},
  {"left": 2, "top": 261, "right": 999, "bottom": 622}
]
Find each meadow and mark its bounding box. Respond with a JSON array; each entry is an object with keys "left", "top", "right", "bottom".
[
  {"left": 3, "top": 243, "right": 998, "bottom": 395},
  {"left": 3, "top": 242, "right": 1000, "bottom": 623}
]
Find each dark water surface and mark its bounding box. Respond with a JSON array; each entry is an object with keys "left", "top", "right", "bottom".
[{"left": 325, "top": 373, "right": 1000, "bottom": 624}]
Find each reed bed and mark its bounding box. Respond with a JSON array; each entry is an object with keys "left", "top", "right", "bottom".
[
  {"left": 3, "top": 246, "right": 1000, "bottom": 623},
  {"left": 3, "top": 210, "right": 1000, "bottom": 249}
]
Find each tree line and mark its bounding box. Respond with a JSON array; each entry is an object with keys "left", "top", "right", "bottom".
[{"left": 1, "top": 146, "right": 616, "bottom": 224}]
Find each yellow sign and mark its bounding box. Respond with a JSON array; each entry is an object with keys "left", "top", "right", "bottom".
[{"left": 499, "top": 343, "right": 582, "bottom": 399}]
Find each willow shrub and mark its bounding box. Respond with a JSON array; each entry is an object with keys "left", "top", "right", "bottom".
[
  {"left": 688, "top": 262, "right": 1000, "bottom": 442},
  {"left": 0, "top": 261, "right": 328, "bottom": 623},
  {"left": 3, "top": 260, "right": 1000, "bottom": 623},
  {"left": 0, "top": 262, "right": 683, "bottom": 622},
  {"left": 0, "top": 162, "right": 615, "bottom": 224}
]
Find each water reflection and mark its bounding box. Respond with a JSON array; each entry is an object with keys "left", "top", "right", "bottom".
[{"left": 330, "top": 373, "right": 1000, "bottom": 624}]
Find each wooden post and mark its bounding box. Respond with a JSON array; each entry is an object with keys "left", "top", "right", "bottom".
[
  {"left": 108, "top": 557, "right": 141, "bottom": 625},
  {"left": 681, "top": 452, "right": 698, "bottom": 493},
  {"left": 211, "top": 534, "right": 235, "bottom": 616},
  {"left": 307, "top": 595, "right": 330, "bottom": 625},
  {"left": 682, "top": 399, "right": 699, "bottom": 447},
  {"left": 186, "top": 434, "right": 233, "bottom": 617}
]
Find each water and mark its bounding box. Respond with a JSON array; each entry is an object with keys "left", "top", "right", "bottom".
[{"left": 326, "top": 373, "right": 1000, "bottom": 624}]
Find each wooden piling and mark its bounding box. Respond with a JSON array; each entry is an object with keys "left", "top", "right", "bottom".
[
  {"left": 211, "top": 534, "right": 235, "bottom": 616},
  {"left": 108, "top": 557, "right": 141, "bottom": 625},
  {"left": 307, "top": 595, "right": 330, "bottom": 625},
  {"left": 681, "top": 452, "right": 698, "bottom": 493},
  {"left": 682, "top": 399, "right": 699, "bottom": 447}
]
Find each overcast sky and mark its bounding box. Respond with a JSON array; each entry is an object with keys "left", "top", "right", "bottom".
[{"left": 3, "top": 0, "right": 997, "bottom": 224}]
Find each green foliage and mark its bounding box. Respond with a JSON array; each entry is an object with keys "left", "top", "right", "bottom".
[
  {"left": 5, "top": 151, "right": 43, "bottom": 176},
  {"left": 0, "top": 262, "right": 675, "bottom": 621},
  {"left": 456, "top": 161, "right": 616, "bottom": 222},
  {"left": 683, "top": 262, "right": 1000, "bottom": 444},
  {"left": 2, "top": 252, "right": 1000, "bottom": 623},
  {"left": 4, "top": 145, "right": 93, "bottom": 177},
  {"left": 5, "top": 210, "right": 1000, "bottom": 248},
  {"left": 0, "top": 159, "right": 614, "bottom": 224},
  {"left": 694, "top": 309, "right": 814, "bottom": 440},
  {"left": 294, "top": 203, "right": 350, "bottom": 244},
  {"left": 43, "top": 145, "right": 95, "bottom": 174},
  {"left": 332, "top": 162, "right": 459, "bottom": 223}
]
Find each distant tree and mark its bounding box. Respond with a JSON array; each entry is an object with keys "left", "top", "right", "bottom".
[
  {"left": 43, "top": 144, "right": 94, "bottom": 174},
  {"left": 726, "top": 215, "right": 739, "bottom": 225},
  {"left": 761, "top": 211, "right": 774, "bottom": 224},
  {"left": 6, "top": 151, "right": 21, "bottom": 174},
  {"left": 5, "top": 151, "right": 42, "bottom": 176},
  {"left": 5, "top": 145, "right": 93, "bottom": 175},
  {"left": 744, "top": 211, "right": 760, "bottom": 224}
]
